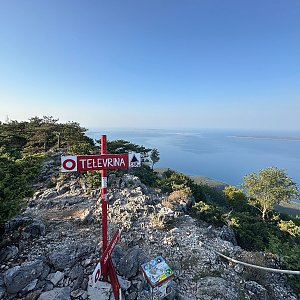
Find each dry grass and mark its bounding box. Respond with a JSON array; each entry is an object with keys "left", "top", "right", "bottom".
[{"left": 162, "top": 189, "right": 191, "bottom": 210}]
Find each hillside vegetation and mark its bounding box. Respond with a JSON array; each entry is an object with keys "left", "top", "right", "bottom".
[{"left": 0, "top": 117, "right": 94, "bottom": 229}]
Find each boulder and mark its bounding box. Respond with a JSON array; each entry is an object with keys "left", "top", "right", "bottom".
[
  {"left": 219, "top": 225, "right": 237, "bottom": 246},
  {"left": 38, "top": 287, "right": 71, "bottom": 300},
  {"left": 46, "top": 271, "right": 64, "bottom": 286},
  {"left": 48, "top": 244, "right": 95, "bottom": 271},
  {"left": 0, "top": 245, "right": 18, "bottom": 263},
  {"left": 117, "top": 246, "right": 141, "bottom": 279},
  {"left": 4, "top": 259, "right": 46, "bottom": 294},
  {"left": 87, "top": 276, "right": 112, "bottom": 300},
  {"left": 22, "top": 220, "right": 46, "bottom": 239},
  {"left": 196, "top": 277, "right": 239, "bottom": 300},
  {"left": 245, "top": 281, "right": 268, "bottom": 300}
]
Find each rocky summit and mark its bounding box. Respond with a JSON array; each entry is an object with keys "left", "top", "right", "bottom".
[{"left": 0, "top": 156, "right": 298, "bottom": 300}]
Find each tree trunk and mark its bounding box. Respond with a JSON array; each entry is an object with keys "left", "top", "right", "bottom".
[{"left": 262, "top": 207, "right": 267, "bottom": 222}]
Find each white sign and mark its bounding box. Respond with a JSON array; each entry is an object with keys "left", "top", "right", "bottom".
[
  {"left": 91, "top": 262, "right": 101, "bottom": 286},
  {"left": 129, "top": 152, "right": 141, "bottom": 168},
  {"left": 102, "top": 177, "right": 108, "bottom": 188},
  {"left": 61, "top": 156, "right": 77, "bottom": 172}
]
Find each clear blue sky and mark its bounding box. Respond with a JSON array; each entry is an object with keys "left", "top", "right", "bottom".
[{"left": 0, "top": 0, "right": 299, "bottom": 130}]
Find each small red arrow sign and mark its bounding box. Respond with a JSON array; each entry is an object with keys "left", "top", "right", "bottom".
[{"left": 100, "top": 229, "right": 122, "bottom": 271}]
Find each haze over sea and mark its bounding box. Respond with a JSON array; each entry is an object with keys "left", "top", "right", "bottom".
[{"left": 87, "top": 129, "right": 300, "bottom": 189}]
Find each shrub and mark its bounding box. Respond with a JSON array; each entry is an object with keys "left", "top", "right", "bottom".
[
  {"left": 192, "top": 201, "right": 224, "bottom": 226},
  {"left": 0, "top": 153, "right": 44, "bottom": 227},
  {"left": 224, "top": 185, "right": 249, "bottom": 211},
  {"left": 131, "top": 165, "right": 160, "bottom": 187},
  {"left": 228, "top": 212, "right": 270, "bottom": 250},
  {"left": 278, "top": 220, "right": 300, "bottom": 237}
]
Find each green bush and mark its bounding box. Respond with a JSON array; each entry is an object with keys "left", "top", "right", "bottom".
[
  {"left": 278, "top": 220, "right": 300, "bottom": 237},
  {"left": 131, "top": 165, "right": 159, "bottom": 187},
  {"left": 0, "top": 153, "right": 44, "bottom": 227},
  {"left": 192, "top": 201, "right": 224, "bottom": 226},
  {"left": 158, "top": 169, "right": 206, "bottom": 202},
  {"left": 228, "top": 212, "right": 271, "bottom": 250},
  {"left": 224, "top": 185, "right": 249, "bottom": 211}
]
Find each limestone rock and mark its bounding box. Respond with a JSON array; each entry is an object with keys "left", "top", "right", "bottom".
[
  {"left": 117, "top": 246, "right": 142, "bottom": 279},
  {"left": 5, "top": 216, "right": 31, "bottom": 233},
  {"left": 245, "top": 281, "right": 267, "bottom": 300},
  {"left": 0, "top": 275, "right": 5, "bottom": 300},
  {"left": 22, "top": 220, "right": 46, "bottom": 239},
  {"left": 20, "top": 279, "right": 38, "bottom": 295},
  {"left": 87, "top": 276, "right": 112, "bottom": 300},
  {"left": 38, "top": 287, "right": 71, "bottom": 300},
  {"left": 4, "top": 259, "right": 46, "bottom": 294},
  {"left": 48, "top": 244, "right": 95, "bottom": 271},
  {"left": 47, "top": 271, "right": 64, "bottom": 286},
  {"left": 196, "top": 277, "right": 240, "bottom": 300},
  {"left": 219, "top": 225, "right": 237, "bottom": 246},
  {"left": 0, "top": 245, "right": 18, "bottom": 263},
  {"left": 117, "top": 275, "right": 131, "bottom": 290},
  {"left": 157, "top": 206, "right": 175, "bottom": 225}
]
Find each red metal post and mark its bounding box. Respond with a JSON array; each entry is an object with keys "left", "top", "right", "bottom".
[
  {"left": 99, "top": 135, "right": 122, "bottom": 299},
  {"left": 101, "top": 135, "right": 108, "bottom": 276}
]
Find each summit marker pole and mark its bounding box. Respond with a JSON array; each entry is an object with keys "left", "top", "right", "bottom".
[{"left": 101, "top": 135, "right": 108, "bottom": 277}]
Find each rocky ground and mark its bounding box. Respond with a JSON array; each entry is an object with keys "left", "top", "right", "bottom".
[{"left": 0, "top": 154, "right": 298, "bottom": 300}]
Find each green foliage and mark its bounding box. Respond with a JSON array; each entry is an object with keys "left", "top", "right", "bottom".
[
  {"left": 192, "top": 201, "right": 224, "bottom": 226},
  {"left": 228, "top": 212, "right": 271, "bottom": 250},
  {"left": 0, "top": 116, "right": 95, "bottom": 155},
  {"left": 150, "top": 148, "right": 160, "bottom": 169},
  {"left": 242, "top": 167, "right": 299, "bottom": 221},
  {"left": 158, "top": 169, "right": 205, "bottom": 201},
  {"left": 221, "top": 175, "right": 300, "bottom": 295},
  {"left": 131, "top": 165, "right": 159, "bottom": 187},
  {"left": 159, "top": 169, "right": 194, "bottom": 193},
  {"left": 201, "top": 184, "right": 226, "bottom": 206},
  {"left": 0, "top": 153, "right": 44, "bottom": 226},
  {"left": 82, "top": 171, "right": 102, "bottom": 189},
  {"left": 267, "top": 235, "right": 300, "bottom": 269},
  {"left": 107, "top": 139, "right": 151, "bottom": 156},
  {"left": 278, "top": 220, "right": 300, "bottom": 237},
  {"left": 67, "top": 141, "right": 95, "bottom": 155},
  {"left": 224, "top": 185, "right": 249, "bottom": 211},
  {"left": 0, "top": 116, "right": 95, "bottom": 228}
]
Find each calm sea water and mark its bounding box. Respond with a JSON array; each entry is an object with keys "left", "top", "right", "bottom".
[{"left": 87, "top": 129, "right": 300, "bottom": 189}]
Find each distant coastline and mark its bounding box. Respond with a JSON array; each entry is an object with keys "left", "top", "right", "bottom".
[{"left": 228, "top": 135, "right": 300, "bottom": 142}]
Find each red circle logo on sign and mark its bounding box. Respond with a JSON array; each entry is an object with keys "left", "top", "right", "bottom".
[
  {"left": 63, "top": 159, "right": 76, "bottom": 170},
  {"left": 61, "top": 156, "right": 77, "bottom": 172}
]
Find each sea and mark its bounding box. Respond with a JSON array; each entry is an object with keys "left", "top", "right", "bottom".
[{"left": 87, "top": 128, "right": 300, "bottom": 193}]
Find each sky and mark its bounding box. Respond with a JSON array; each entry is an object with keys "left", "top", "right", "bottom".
[{"left": 0, "top": 0, "right": 299, "bottom": 130}]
